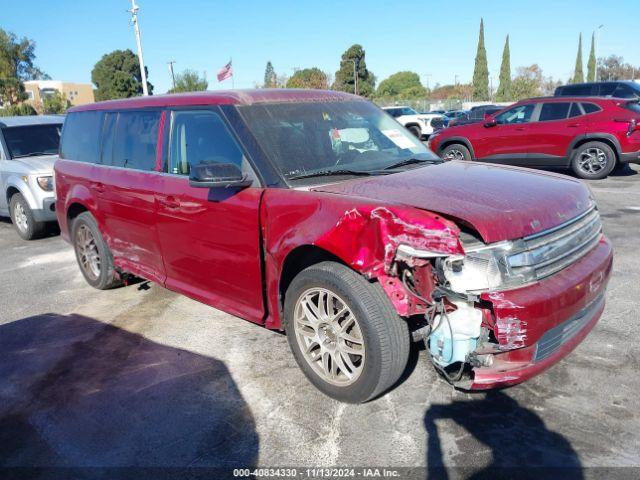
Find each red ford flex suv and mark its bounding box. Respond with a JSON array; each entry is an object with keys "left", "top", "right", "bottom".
[
  {"left": 55, "top": 90, "right": 613, "bottom": 403},
  {"left": 429, "top": 96, "right": 640, "bottom": 179}
]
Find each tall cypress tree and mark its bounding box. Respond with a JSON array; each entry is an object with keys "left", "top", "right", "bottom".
[
  {"left": 572, "top": 34, "right": 584, "bottom": 83},
  {"left": 472, "top": 18, "right": 489, "bottom": 100},
  {"left": 587, "top": 32, "right": 596, "bottom": 82},
  {"left": 496, "top": 35, "right": 511, "bottom": 101},
  {"left": 263, "top": 61, "right": 277, "bottom": 88}
]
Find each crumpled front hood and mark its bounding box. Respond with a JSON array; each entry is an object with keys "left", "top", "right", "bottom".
[
  {"left": 311, "top": 161, "right": 593, "bottom": 243},
  {"left": 11, "top": 154, "right": 58, "bottom": 174}
]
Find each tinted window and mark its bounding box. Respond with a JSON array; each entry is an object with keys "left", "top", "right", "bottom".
[
  {"left": 2, "top": 124, "right": 61, "bottom": 159},
  {"left": 111, "top": 110, "right": 161, "bottom": 170},
  {"left": 568, "top": 103, "right": 582, "bottom": 118},
  {"left": 624, "top": 102, "right": 640, "bottom": 114},
  {"left": 60, "top": 111, "right": 103, "bottom": 162},
  {"left": 557, "top": 84, "right": 595, "bottom": 96},
  {"left": 581, "top": 103, "right": 601, "bottom": 114},
  {"left": 539, "top": 102, "right": 571, "bottom": 121},
  {"left": 100, "top": 112, "right": 117, "bottom": 165},
  {"left": 599, "top": 83, "right": 617, "bottom": 96},
  {"left": 169, "top": 110, "right": 245, "bottom": 175},
  {"left": 495, "top": 104, "right": 535, "bottom": 124},
  {"left": 613, "top": 84, "right": 636, "bottom": 99},
  {"left": 400, "top": 107, "right": 417, "bottom": 115},
  {"left": 385, "top": 108, "right": 401, "bottom": 117}
]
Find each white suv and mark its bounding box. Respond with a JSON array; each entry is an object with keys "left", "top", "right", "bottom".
[
  {"left": 382, "top": 106, "right": 444, "bottom": 139},
  {"left": 0, "top": 115, "right": 63, "bottom": 240}
]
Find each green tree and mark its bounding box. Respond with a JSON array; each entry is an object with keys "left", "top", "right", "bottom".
[
  {"left": 286, "top": 68, "right": 329, "bottom": 89},
  {"left": 587, "top": 33, "right": 596, "bottom": 82},
  {"left": 332, "top": 44, "right": 376, "bottom": 97},
  {"left": 168, "top": 69, "right": 207, "bottom": 93},
  {"left": 91, "top": 49, "right": 153, "bottom": 101},
  {"left": 496, "top": 35, "right": 511, "bottom": 101},
  {"left": 597, "top": 55, "right": 638, "bottom": 81},
  {"left": 0, "top": 102, "right": 37, "bottom": 117},
  {"left": 42, "top": 90, "right": 71, "bottom": 114},
  {"left": 375, "top": 71, "right": 426, "bottom": 100},
  {"left": 0, "top": 28, "right": 48, "bottom": 106},
  {"left": 511, "top": 65, "right": 544, "bottom": 100},
  {"left": 572, "top": 34, "right": 584, "bottom": 83},
  {"left": 263, "top": 61, "right": 277, "bottom": 88},
  {"left": 472, "top": 18, "right": 489, "bottom": 100}
]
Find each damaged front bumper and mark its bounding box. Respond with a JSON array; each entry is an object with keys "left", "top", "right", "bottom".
[{"left": 463, "top": 236, "right": 613, "bottom": 390}]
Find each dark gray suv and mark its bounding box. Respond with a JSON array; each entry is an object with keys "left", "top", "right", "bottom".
[{"left": 554, "top": 81, "right": 640, "bottom": 100}]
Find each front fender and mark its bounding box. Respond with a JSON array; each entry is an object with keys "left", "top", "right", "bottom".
[{"left": 5, "top": 175, "right": 38, "bottom": 209}]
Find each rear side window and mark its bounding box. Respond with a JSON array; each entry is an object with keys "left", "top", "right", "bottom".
[
  {"left": 539, "top": 103, "right": 571, "bottom": 121},
  {"left": 60, "top": 111, "right": 103, "bottom": 163},
  {"left": 557, "top": 84, "right": 595, "bottom": 96},
  {"left": 624, "top": 102, "right": 640, "bottom": 114},
  {"left": 111, "top": 110, "right": 161, "bottom": 170},
  {"left": 581, "top": 103, "right": 601, "bottom": 114},
  {"left": 568, "top": 103, "right": 582, "bottom": 118},
  {"left": 613, "top": 84, "right": 636, "bottom": 99},
  {"left": 168, "top": 110, "right": 244, "bottom": 175}
]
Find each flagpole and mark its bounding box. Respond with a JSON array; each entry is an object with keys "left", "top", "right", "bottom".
[{"left": 231, "top": 57, "right": 234, "bottom": 89}]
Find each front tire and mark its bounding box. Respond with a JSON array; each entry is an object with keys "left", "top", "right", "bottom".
[
  {"left": 441, "top": 143, "right": 472, "bottom": 161},
  {"left": 407, "top": 125, "right": 422, "bottom": 139},
  {"left": 9, "top": 193, "right": 45, "bottom": 240},
  {"left": 284, "top": 262, "right": 410, "bottom": 403},
  {"left": 71, "top": 212, "right": 122, "bottom": 290},
  {"left": 571, "top": 141, "right": 616, "bottom": 180}
]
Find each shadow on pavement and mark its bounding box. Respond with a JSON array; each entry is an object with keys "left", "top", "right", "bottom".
[
  {"left": 0, "top": 313, "right": 258, "bottom": 477},
  {"left": 424, "top": 391, "right": 582, "bottom": 480}
]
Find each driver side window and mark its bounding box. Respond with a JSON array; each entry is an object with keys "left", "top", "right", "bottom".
[
  {"left": 495, "top": 104, "right": 535, "bottom": 125},
  {"left": 168, "top": 110, "right": 245, "bottom": 175}
]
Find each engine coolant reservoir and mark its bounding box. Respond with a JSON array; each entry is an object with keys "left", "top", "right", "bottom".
[{"left": 429, "top": 300, "right": 483, "bottom": 366}]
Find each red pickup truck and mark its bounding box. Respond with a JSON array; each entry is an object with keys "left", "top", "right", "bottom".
[{"left": 55, "top": 90, "right": 612, "bottom": 403}]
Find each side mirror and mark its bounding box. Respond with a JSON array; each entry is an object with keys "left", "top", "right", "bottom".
[
  {"left": 484, "top": 118, "right": 497, "bottom": 128},
  {"left": 189, "top": 162, "right": 253, "bottom": 188}
]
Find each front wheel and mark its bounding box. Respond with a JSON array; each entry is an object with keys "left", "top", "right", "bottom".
[
  {"left": 571, "top": 141, "right": 616, "bottom": 180},
  {"left": 284, "top": 262, "right": 410, "bottom": 403},
  {"left": 440, "top": 143, "right": 472, "bottom": 161},
  {"left": 407, "top": 125, "right": 422, "bottom": 139},
  {"left": 9, "top": 193, "right": 45, "bottom": 240}
]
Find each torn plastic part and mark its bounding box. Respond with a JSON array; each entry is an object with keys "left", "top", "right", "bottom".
[
  {"left": 495, "top": 316, "right": 528, "bottom": 350},
  {"left": 429, "top": 299, "right": 483, "bottom": 367}
]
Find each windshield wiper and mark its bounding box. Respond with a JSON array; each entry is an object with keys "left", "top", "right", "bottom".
[
  {"left": 382, "top": 157, "right": 441, "bottom": 170},
  {"left": 12, "top": 152, "right": 55, "bottom": 159},
  {"left": 288, "top": 169, "right": 378, "bottom": 181}
]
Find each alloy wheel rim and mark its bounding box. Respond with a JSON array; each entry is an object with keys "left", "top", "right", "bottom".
[
  {"left": 13, "top": 203, "right": 28, "bottom": 232},
  {"left": 76, "top": 225, "right": 101, "bottom": 280},
  {"left": 293, "top": 287, "right": 365, "bottom": 386},
  {"left": 578, "top": 147, "right": 608, "bottom": 175},
  {"left": 444, "top": 149, "right": 465, "bottom": 161}
]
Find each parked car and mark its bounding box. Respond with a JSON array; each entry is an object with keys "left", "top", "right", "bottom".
[
  {"left": 56, "top": 90, "right": 612, "bottom": 403},
  {"left": 555, "top": 81, "right": 640, "bottom": 100},
  {"left": 448, "top": 105, "right": 505, "bottom": 127},
  {"left": 445, "top": 110, "right": 469, "bottom": 120},
  {"left": 429, "top": 96, "right": 640, "bottom": 179},
  {"left": 0, "top": 115, "right": 63, "bottom": 239},
  {"left": 381, "top": 106, "right": 444, "bottom": 139}
]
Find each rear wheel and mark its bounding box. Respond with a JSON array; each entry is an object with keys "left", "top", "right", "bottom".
[
  {"left": 441, "top": 143, "right": 471, "bottom": 161},
  {"left": 284, "top": 261, "right": 410, "bottom": 403},
  {"left": 9, "top": 193, "right": 45, "bottom": 240},
  {"left": 71, "top": 212, "right": 122, "bottom": 290},
  {"left": 571, "top": 141, "right": 616, "bottom": 180},
  {"left": 407, "top": 125, "right": 422, "bottom": 139}
]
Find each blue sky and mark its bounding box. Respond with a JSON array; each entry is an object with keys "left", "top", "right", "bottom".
[{"left": 2, "top": 0, "right": 637, "bottom": 93}]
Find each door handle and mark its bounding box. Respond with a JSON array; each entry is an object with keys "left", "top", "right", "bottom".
[
  {"left": 515, "top": 127, "right": 526, "bottom": 131},
  {"left": 158, "top": 195, "right": 180, "bottom": 209},
  {"left": 91, "top": 182, "right": 105, "bottom": 193},
  {"left": 567, "top": 124, "right": 581, "bottom": 128}
]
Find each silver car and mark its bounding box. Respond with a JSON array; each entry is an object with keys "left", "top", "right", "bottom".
[{"left": 0, "top": 115, "right": 63, "bottom": 240}]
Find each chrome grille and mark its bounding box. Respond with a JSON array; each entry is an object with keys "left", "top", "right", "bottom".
[{"left": 508, "top": 206, "right": 603, "bottom": 281}]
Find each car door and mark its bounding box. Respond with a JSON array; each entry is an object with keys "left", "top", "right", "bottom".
[
  {"left": 94, "top": 109, "right": 166, "bottom": 284},
  {"left": 524, "top": 102, "right": 585, "bottom": 166},
  {"left": 155, "top": 108, "right": 265, "bottom": 323},
  {"left": 473, "top": 104, "right": 536, "bottom": 162}
]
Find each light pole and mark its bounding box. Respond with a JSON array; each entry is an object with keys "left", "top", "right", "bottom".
[
  {"left": 129, "top": 0, "right": 149, "bottom": 96},
  {"left": 424, "top": 73, "right": 432, "bottom": 91},
  {"left": 595, "top": 24, "right": 604, "bottom": 82},
  {"left": 167, "top": 60, "right": 176, "bottom": 90},
  {"left": 350, "top": 59, "right": 358, "bottom": 96}
]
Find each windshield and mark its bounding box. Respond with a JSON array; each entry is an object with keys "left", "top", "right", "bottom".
[
  {"left": 2, "top": 124, "right": 62, "bottom": 159},
  {"left": 237, "top": 100, "right": 439, "bottom": 184}
]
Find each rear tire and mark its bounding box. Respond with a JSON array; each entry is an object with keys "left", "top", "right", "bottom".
[
  {"left": 9, "top": 193, "right": 45, "bottom": 241},
  {"left": 571, "top": 141, "right": 616, "bottom": 180},
  {"left": 441, "top": 143, "right": 472, "bottom": 161},
  {"left": 71, "top": 212, "right": 122, "bottom": 290},
  {"left": 284, "top": 261, "right": 410, "bottom": 403}
]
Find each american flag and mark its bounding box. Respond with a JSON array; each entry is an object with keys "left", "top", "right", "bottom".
[{"left": 217, "top": 60, "right": 233, "bottom": 82}]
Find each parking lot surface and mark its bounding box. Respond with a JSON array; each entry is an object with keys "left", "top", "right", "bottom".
[{"left": 1, "top": 166, "right": 639, "bottom": 477}]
